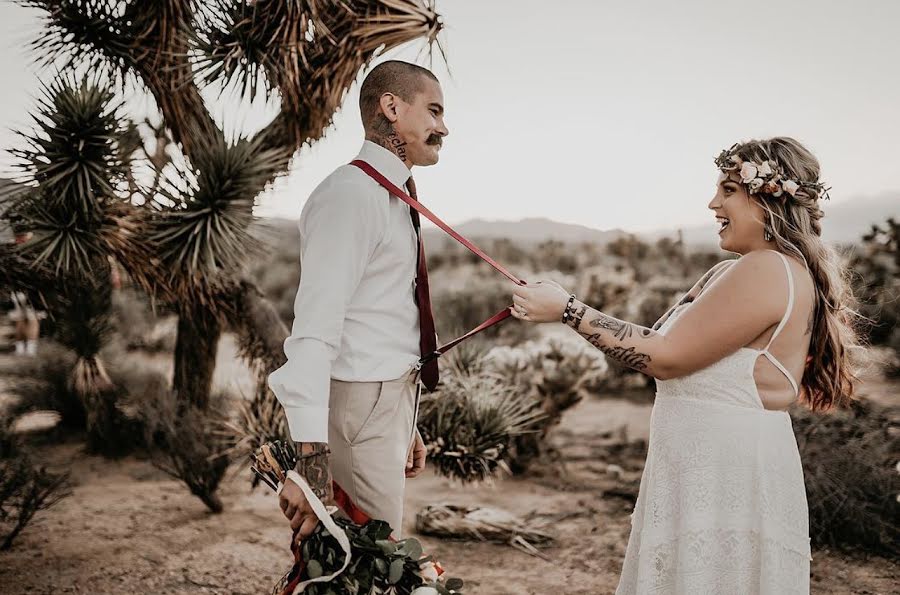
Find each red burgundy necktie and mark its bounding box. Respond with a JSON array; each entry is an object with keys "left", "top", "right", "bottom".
[{"left": 405, "top": 176, "right": 440, "bottom": 390}]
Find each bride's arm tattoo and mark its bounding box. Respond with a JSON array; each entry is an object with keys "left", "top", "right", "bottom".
[
  {"left": 565, "top": 301, "right": 657, "bottom": 373},
  {"left": 293, "top": 442, "right": 332, "bottom": 501}
]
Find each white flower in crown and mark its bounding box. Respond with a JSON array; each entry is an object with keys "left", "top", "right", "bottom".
[
  {"left": 757, "top": 161, "right": 773, "bottom": 177},
  {"left": 739, "top": 162, "right": 758, "bottom": 183},
  {"left": 412, "top": 588, "right": 440, "bottom": 595},
  {"left": 782, "top": 180, "right": 800, "bottom": 196},
  {"left": 748, "top": 178, "right": 764, "bottom": 192}
]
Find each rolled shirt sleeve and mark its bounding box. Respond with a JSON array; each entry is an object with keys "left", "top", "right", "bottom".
[{"left": 268, "top": 177, "right": 386, "bottom": 443}]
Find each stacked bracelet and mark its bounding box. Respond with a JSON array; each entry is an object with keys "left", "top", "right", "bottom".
[{"left": 561, "top": 294, "right": 577, "bottom": 324}]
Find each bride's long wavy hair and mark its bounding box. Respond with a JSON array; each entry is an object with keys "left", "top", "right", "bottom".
[{"left": 730, "top": 137, "right": 861, "bottom": 411}]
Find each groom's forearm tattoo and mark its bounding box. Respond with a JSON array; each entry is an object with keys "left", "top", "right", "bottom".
[{"left": 293, "top": 442, "right": 331, "bottom": 500}]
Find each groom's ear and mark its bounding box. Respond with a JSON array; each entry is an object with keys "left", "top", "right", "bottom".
[{"left": 378, "top": 92, "right": 400, "bottom": 123}]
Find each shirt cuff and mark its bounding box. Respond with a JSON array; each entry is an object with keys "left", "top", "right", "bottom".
[{"left": 281, "top": 405, "right": 330, "bottom": 444}]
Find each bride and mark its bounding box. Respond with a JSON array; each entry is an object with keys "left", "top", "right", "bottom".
[{"left": 509, "top": 137, "right": 860, "bottom": 594}]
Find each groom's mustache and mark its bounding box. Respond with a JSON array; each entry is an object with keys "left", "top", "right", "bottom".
[{"left": 426, "top": 134, "right": 443, "bottom": 147}]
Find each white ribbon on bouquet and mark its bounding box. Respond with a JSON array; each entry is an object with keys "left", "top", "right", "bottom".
[{"left": 277, "top": 470, "right": 352, "bottom": 593}]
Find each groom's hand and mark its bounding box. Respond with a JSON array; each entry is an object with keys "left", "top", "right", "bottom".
[
  {"left": 406, "top": 429, "right": 427, "bottom": 478},
  {"left": 279, "top": 442, "right": 333, "bottom": 540}
]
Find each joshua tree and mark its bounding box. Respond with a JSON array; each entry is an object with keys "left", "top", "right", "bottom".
[{"left": 3, "top": 0, "right": 444, "bottom": 508}]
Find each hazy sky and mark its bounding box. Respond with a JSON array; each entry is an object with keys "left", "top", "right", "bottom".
[{"left": 1, "top": 1, "right": 898, "bottom": 233}]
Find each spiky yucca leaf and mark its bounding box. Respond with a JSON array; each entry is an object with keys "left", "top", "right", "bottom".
[
  {"left": 5, "top": 75, "right": 133, "bottom": 279},
  {"left": 148, "top": 134, "right": 293, "bottom": 303},
  {"left": 9, "top": 75, "right": 128, "bottom": 218},
  {"left": 194, "top": 0, "right": 444, "bottom": 133},
  {"left": 418, "top": 373, "right": 546, "bottom": 484},
  {"left": 18, "top": 0, "right": 138, "bottom": 78},
  {"left": 442, "top": 338, "right": 490, "bottom": 379}
]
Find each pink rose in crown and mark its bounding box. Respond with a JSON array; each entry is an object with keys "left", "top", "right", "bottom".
[{"left": 739, "top": 162, "right": 758, "bottom": 183}]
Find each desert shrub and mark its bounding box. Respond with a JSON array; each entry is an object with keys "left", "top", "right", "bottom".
[
  {"left": 0, "top": 421, "right": 71, "bottom": 550},
  {"left": 118, "top": 369, "right": 232, "bottom": 512},
  {"left": 418, "top": 371, "right": 545, "bottom": 484},
  {"left": 431, "top": 279, "right": 536, "bottom": 347},
  {"left": 0, "top": 342, "right": 84, "bottom": 429},
  {"left": 0, "top": 343, "right": 149, "bottom": 455},
  {"left": 110, "top": 287, "right": 176, "bottom": 353},
  {"left": 215, "top": 371, "right": 292, "bottom": 485},
  {"left": 247, "top": 222, "right": 303, "bottom": 325},
  {"left": 792, "top": 400, "right": 900, "bottom": 556},
  {"left": 849, "top": 219, "right": 900, "bottom": 353},
  {"left": 484, "top": 336, "right": 609, "bottom": 473}
]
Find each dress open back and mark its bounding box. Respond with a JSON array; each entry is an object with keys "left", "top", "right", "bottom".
[{"left": 615, "top": 251, "right": 812, "bottom": 595}]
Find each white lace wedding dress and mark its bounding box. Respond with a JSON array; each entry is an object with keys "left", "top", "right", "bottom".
[{"left": 616, "top": 252, "right": 812, "bottom": 595}]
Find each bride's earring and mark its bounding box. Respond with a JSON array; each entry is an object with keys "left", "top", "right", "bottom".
[{"left": 763, "top": 224, "right": 773, "bottom": 242}]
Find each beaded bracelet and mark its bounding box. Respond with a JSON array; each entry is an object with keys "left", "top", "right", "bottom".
[{"left": 560, "top": 294, "right": 576, "bottom": 324}]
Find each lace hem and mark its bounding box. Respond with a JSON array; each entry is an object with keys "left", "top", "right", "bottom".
[{"left": 616, "top": 527, "right": 810, "bottom": 595}]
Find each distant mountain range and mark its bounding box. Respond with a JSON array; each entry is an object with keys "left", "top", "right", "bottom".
[
  {"left": 423, "top": 192, "right": 898, "bottom": 247},
  {"left": 422, "top": 217, "right": 629, "bottom": 247}
]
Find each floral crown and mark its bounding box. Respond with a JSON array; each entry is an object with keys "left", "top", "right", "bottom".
[{"left": 714, "top": 144, "right": 830, "bottom": 201}]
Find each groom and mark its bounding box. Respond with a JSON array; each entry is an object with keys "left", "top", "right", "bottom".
[{"left": 269, "top": 60, "right": 449, "bottom": 540}]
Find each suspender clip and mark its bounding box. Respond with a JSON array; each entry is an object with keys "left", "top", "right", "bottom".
[{"left": 416, "top": 350, "right": 442, "bottom": 369}]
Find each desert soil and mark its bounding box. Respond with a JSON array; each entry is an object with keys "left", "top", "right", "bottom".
[{"left": 0, "top": 337, "right": 897, "bottom": 595}]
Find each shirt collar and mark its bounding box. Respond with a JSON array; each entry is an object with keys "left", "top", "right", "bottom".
[{"left": 356, "top": 140, "right": 411, "bottom": 189}]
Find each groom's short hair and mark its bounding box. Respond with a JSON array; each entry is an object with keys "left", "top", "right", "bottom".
[{"left": 359, "top": 61, "right": 439, "bottom": 129}]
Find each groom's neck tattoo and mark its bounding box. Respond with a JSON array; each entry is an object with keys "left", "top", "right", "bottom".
[
  {"left": 368, "top": 121, "right": 409, "bottom": 163},
  {"left": 294, "top": 442, "right": 331, "bottom": 500}
]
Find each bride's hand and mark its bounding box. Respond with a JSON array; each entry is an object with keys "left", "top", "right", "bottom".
[{"left": 511, "top": 280, "right": 571, "bottom": 323}]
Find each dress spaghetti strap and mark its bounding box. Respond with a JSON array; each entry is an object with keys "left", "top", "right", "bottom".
[{"left": 759, "top": 251, "right": 799, "bottom": 395}]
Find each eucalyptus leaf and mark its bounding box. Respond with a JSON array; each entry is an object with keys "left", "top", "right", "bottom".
[
  {"left": 388, "top": 558, "right": 404, "bottom": 584},
  {"left": 404, "top": 538, "right": 423, "bottom": 560},
  {"left": 307, "top": 559, "right": 324, "bottom": 579},
  {"left": 376, "top": 539, "right": 396, "bottom": 556}
]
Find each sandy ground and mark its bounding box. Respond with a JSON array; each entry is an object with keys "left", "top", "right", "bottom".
[{"left": 0, "top": 339, "right": 898, "bottom": 594}]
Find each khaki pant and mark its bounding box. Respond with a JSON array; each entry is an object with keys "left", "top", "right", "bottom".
[{"left": 327, "top": 367, "right": 422, "bottom": 539}]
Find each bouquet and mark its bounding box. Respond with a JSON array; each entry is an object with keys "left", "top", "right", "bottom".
[{"left": 251, "top": 441, "right": 464, "bottom": 595}]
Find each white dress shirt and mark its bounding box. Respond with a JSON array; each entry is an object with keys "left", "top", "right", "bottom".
[{"left": 268, "top": 141, "right": 421, "bottom": 443}]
